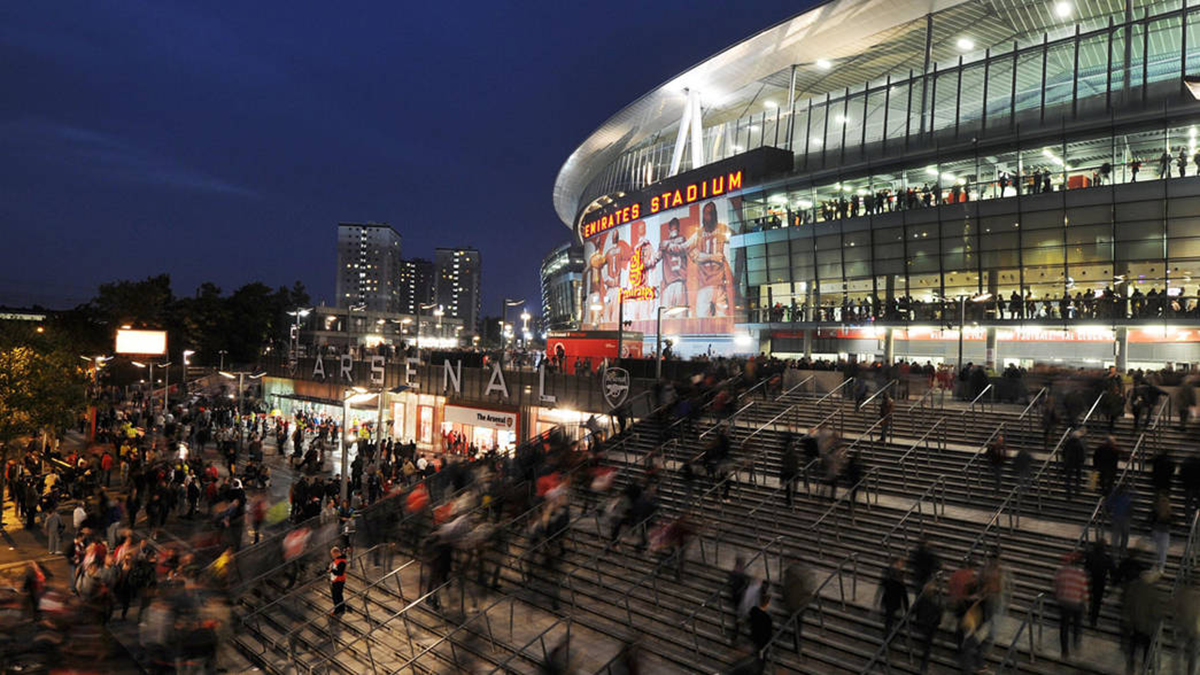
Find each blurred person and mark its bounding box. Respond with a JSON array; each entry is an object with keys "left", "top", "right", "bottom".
[
  {"left": 912, "top": 580, "right": 944, "bottom": 673},
  {"left": 1123, "top": 568, "right": 1166, "bottom": 673},
  {"left": 875, "top": 558, "right": 909, "bottom": 638},
  {"left": 1148, "top": 492, "right": 1173, "bottom": 571},
  {"left": 909, "top": 537, "right": 942, "bottom": 593},
  {"left": 1053, "top": 551, "right": 1088, "bottom": 659},
  {"left": 780, "top": 560, "right": 814, "bottom": 654},
  {"left": 979, "top": 549, "right": 1009, "bottom": 644},
  {"left": 749, "top": 583, "right": 774, "bottom": 658},
  {"left": 1062, "top": 429, "right": 1087, "bottom": 501},
  {"left": 986, "top": 433, "right": 1008, "bottom": 493},
  {"left": 1174, "top": 580, "right": 1200, "bottom": 675},
  {"left": 1184, "top": 452, "right": 1200, "bottom": 522},
  {"left": 779, "top": 432, "right": 799, "bottom": 507},
  {"left": 1083, "top": 538, "right": 1113, "bottom": 629},
  {"left": 1093, "top": 435, "right": 1120, "bottom": 497}
]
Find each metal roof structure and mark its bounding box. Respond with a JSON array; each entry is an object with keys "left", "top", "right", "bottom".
[{"left": 553, "top": 0, "right": 1152, "bottom": 227}]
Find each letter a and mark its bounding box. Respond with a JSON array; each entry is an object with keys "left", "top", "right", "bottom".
[{"left": 484, "top": 363, "right": 509, "bottom": 398}]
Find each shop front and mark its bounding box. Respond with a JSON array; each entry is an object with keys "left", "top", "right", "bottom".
[{"left": 441, "top": 404, "right": 519, "bottom": 454}]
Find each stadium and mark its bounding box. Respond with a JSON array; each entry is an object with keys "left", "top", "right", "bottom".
[{"left": 555, "top": 0, "right": 1200, "bottom": 369}]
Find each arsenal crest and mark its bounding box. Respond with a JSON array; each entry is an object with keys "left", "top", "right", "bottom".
[{"left": 602, "top": 367, "right": 630, "bottom": 409}]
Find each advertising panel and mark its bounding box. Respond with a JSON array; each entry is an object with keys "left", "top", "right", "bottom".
[
  {"left": 582, "top": 184, "right": 745, "bottom": 337},
  {"left": 115, "top": 329, "right": 167, "bottom": 355}
]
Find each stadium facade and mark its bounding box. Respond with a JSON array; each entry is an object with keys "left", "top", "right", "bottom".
[{"left": 555, "top": 0, "right": 1200, "bottom": 369}]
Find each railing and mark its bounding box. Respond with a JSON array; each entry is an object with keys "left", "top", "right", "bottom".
[
  {"left": 880, "top": 476, "right": 948, "bottom": 558},
  {"left": 1024, "top": 428, "right": 1079, "bottom": 516},
  {"left": 1141, "top": 509, "right": 1200, "bottom": 675},
  {"left": 858, "top": 379, "right": 898, "bottom": 411},
  {"left": 813, "top": 377, "right": 855, "bottom": 412},
  {"left": 1074, "top": 430, "right": 1150, "bottom": 549},
  {"left": 776, "top": 374, "right": 815, "bottom": 401},
  {"left": 843, "top": 413, "right": 893, "bottom": 453},
  {"left": 906, "top": 385, "right": 945, "bottom": 414},
  {"left": 678, "top": 535, "right": 786, "bottom": 651},
  {"left": 961, "top": 431, "right": 1071, "bottom": 564},
  {"left": 963, "top": 422, "right": 1007, "bottom": 499},
  {"left": 388, "top": 598, "right": 571, "bottom": 674},
  {"left": 483, "top": 616, "right": 574, "bottom": 675},
  {"left": 764, "top": 552, "right": 860, "bottom": 670},
  {"left": 995, "top": 593, "right": 1046, "bottom": 673},
  {"left": 857, "top": 571, "right": 944, "bottom": 674},
  {"left": 808, "top": 467, "right": 881, "bottom": 555},
  {"left": 737, "top": 376, "right": 771, "bottom": 401},
  {"left": 893, "top": 420, "right": 946, "bottom": 491},
  {"left": 698, "top": 400, "right": 756, "bottom": 439},
  {"left": 959, "top": 383, "right": 994, "bottom": 438},
  {"left": 811, "top": 405, "right": 846, "bottom": 439},
  {"left": 1078, "top": 390, "right": 1106, "bottom": 430},
  {"left": 1015, "top": 387, "right": 1048, "bottom": 442},
  {"left": 739, "top": 402, "right": 802, "bottom": 485}
]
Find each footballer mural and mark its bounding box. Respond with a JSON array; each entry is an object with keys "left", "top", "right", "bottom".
[{"left": 583, "top": 193, "right": 745, "bottom": 337}]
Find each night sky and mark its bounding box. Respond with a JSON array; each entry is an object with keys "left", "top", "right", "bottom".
[{"left": 0, "top": 0, "right": 805, "bottom": 317}]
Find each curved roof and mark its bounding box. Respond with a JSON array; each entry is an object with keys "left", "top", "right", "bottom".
[{"left": 553, "top": 0, "right": 1122, "bottom": 227}]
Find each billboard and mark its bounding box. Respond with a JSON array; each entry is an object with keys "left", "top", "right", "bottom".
[
  {"left": 115, "top": 329, "right": 167, "bottom": 355},
  {"left": 583, "top": 190, "right": 745, "bottom": 337}
]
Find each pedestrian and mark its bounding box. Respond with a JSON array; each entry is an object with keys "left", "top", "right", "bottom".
[
  {"left": 749, "top": 583, "right": 774, "bottom": 658},
  {"left": 1083, "top": 538, "right": 1113, "bottom": 629},
  {"left": 1053, "top": 551, "right": 1088, "bottom": 660},
  {"left": 878, "top": 392, "right": 894, "bottom": 443},
  {"left": 1183, "top": 452, "right": 1200, "bottom": 522},
  {"left": 1148, "top": 493, "right": 1173, "bottom": 571},
  {"left": 875, "top": 558, "right": 909, "bottom": 639},
  {"left": 780, "top": 561, "right": 813, "bottom": 654},
  {"left": 44, "top": 508, "right": 64, "bottom": 554},
  {"left": 328, "top": 546, "right": 347, "bottom": 615},
  {"left": 909, "top": 538, "right": 942, "bottom": 593},
  {"left": 1173, "top": 580, "right": 1200, "bottom": 675},
  {"left": 986, "top": 433, "right": 1008, "bottom": 493},
  {"left": 1062, "top": 429, "right": 1086, "bottom": 501},
  {"left": 1123, "top": 569, "right": 1165, "bottom": 673},
  {"left": 780, "top": 433, "right": 799, "bottom": 507},
  {"left": 911, "top": 581, "right": 943, "bottom": 674},
  {"left": 1093, "top": 435, "right": 1120, "bottom": 497},
  {"left": 727, "top": 556, "right": 750, "bottom": 642}
]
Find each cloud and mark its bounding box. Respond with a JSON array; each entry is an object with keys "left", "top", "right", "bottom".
[{"left": 0, "top": 118, "right": 259, "bottom": 198}]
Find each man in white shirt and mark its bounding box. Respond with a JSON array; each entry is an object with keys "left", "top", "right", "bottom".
[{"left": 73, "top": 504, "right": 87, "bottom": 532}]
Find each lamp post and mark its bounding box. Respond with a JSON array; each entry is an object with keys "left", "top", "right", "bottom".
[
  {"left": 940, "top": 292, "right": 991, "bottom": 372},
  {"left": 287, "top": 307, "right": 311, "bottom": 361},
  {"left": 346, "top": 303, "right": 366, "bottom": 354},
  {"left": 500, "top": 298, "right": 525, "bottom": 360},
  {"left": 655, "top": 305, "right": 688, "bottom": 380},
  {"left": 130, "top": 361, "right": 168, "bottom": 410},
  {"left": 217, "top": 350, "right": 228, "bottom": 371},
  {"left": 161, "top": 361, "right": 172, "bottom": 409},
  {"left": 182, "top": 350, "right": 195, "bottom": 398},
  {"left": 220, "top": 370, "right": 266, "bottom": 452},
  {"left": 417, "top": 302, "right": 438, "bottom": 351},
  {"left": 340, "top": 386, "right": 374, "bottom": 502}
]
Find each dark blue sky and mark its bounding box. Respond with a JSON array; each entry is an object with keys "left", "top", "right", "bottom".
[{"left": 0, "top": 0, "right": 802, "bottom": 315}]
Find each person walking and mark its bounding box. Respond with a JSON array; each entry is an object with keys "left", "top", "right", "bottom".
[
  {"left": 911, "top": 581, "right": 943, "bottom": 674},
  {"left": 1083, "top": 538, "right": 1113, "bottom": 628},
  {"left": 1062, "top": 429, "right": 1086, "bottom": 501},
  {"left": 44, "top": 508, "right": 64, "bottom": 555},
  {"left": 1148, "top": 493, "right": 1173, "bottom": 571},
  {"left": 987, "top": 433, "right": 1008, "bottom": 493},
  {"left": 1123, "top": 569, "right": 1165, "bottom": 673},
  {"left": 878, "top": 392, "right": 894, "bottom": 444},
  {"left": 876, "top": 558, "right": 910, "bottom": 639},
  {"left": 1174, "top": 580, "right": 1200, "bottom": 675},
  {"left": 1054, "top": 551, "right": 1088, "bottom": 660},
  {"left": 780, "top": 433, "right": 799, "bottom": 507},
  {"left": 781, "top": 561, "right": 813, "bottom": 654},
  {"left": 328, "top": 546, "right": 348, "bottom": 615}
]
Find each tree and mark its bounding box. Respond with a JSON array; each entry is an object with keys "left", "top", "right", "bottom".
[{"left": 0, "top": 325, "right": 86, "bottom": 454}]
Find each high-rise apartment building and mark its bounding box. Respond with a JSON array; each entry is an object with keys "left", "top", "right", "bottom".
[
  {"left": 435, "top": 247, "right": 481, "bottom": 334},
  {"left": 398, "top": 257, "right": 435, "bottom": 316},
  {"left": 335, "top": 223, "right": 403, "bottom": 312},
  {"left": 540, "top": 241, "right": 585, "bottom": 331}
]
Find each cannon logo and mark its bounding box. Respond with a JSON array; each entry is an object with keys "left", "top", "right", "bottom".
[{"left": 602, "top": 367, "right": 630, "bottom": 409}]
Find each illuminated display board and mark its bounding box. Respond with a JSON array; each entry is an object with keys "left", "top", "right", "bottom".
[{"left": 115, "top": 329, "right": 167, "bottom": 355}]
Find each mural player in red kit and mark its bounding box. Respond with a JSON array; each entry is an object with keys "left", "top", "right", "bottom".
[
  {"left": 653, "top": 217, "right": 690, "bottom": 315},
  {"left": 687, "top": 201, "right": 731, "bottom": 318},
  {"left": 601, "top": 230, "right": 628, "bottom": 323}
]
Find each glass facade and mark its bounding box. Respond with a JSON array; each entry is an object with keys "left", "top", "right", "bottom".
[{"left": 578, "top": 0, "right": 1200, "bottom": 213}]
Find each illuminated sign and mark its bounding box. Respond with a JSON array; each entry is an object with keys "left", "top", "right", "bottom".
[
  {"left": 619, "top": 247, "right": 658, "bottom": 301},
  {"left": 115, "top": 329, "right": 167, "bottom": 355},
  {"left": 582, "top": 169, "right": 744, "bottom": 239}
]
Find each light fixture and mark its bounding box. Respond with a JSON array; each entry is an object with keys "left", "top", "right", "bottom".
[
  {"left": 816, "top": 59, "right": 832, "bottom": 70},
  {"left": 1054, "top": 1, "right": 1072, "bottom": 18},
  {"left": 956, "top": 37, "right": 975, "bottom": 51},
  {"left": 763, "top": 100, "right": 777, "bottom": 109},
  {"left": 834, "top": 114, "right": 848, "bottom": 124}
]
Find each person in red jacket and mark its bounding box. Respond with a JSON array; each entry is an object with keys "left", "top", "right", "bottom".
[{"left": 328, "top": 547, "right": 347, "bottom": 615}]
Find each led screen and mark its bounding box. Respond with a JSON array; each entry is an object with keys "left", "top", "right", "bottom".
[
  {"left": 582, "top": 192, "right": 745, "bottom": 337},
  {"left": 115, "top": 329, "right": 167, "bottom": 355}
]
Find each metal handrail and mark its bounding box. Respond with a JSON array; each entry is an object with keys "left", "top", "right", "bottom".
[
  {"left": 880, "top": 475, "right": 948, "bottom": 556},
  {"left": 813, "top": 377, "right": 855, "bottom": 409},
  {"left": 764, "top": 552, "right": 860, "bottom": 667},
  {"left": 740, "top": 402, "right": 799, "bottom": 446},
  {"left": 677, "top": 535, "right": 786, "bottom": 649},
  {"left": 1078, "top": 390, "right": 1106, "bottom": 429},
  {"left": 995, "top": 592, "right": 1046, "bottom": 672},
  {"left": 1141, "top": 509, "right": 1200, "bottom": 675},
  {"left": 905, "top": 385, "right": 940, "bottom": 413},
  {"left": 808, "top": 467, "right": 881, "bottom": 553},
  {"left": 483, "top": 616, "right": 574, "bottom": 675},
  {"left": 776, "top": 374, "right": 815, "bottom": 401},
  {"left": 737, "top": 376, "right": 771, "bottom": 401},
  {"left": 962, "top": 383, "right": 994, "bottom": 412},
  {"left": 843, "top": 413, "right": 892, "bottom": 455},
  {"left": 1074, "top": 430, "right": 1148, "bottom": 550},
  {"left": 857, "top": 570, "right": 944, "bottom": 674},
  {"left": 859, "top": 379, "right": 898, "bottom": 410},
  {"left": 1017, "top": 387, "right": 1048, "bottom": 422},
  {"left": 241, "top": 543, "right": 397, "bottom": 627},
  {"left": 963, "top": 422, "right": 1007, "bottom": 498},
  {"left": 893, "top": 420, "right": 945, "bottom": 490},
  {"left": 698, "top": 400, "right": 755, "bottom": 439}
]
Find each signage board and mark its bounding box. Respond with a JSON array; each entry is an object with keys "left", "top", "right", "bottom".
[
  {"left": 115, "top": 329, "right": 167, "bottom": 355},
  {"left": 443, "top": 405, "right": 517, "bottom": 431}
]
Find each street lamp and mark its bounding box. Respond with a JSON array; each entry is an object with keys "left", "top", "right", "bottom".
[
  {"left": 340, "top": 386, "right": 376, "bottom": 502},
  {"left": 217, "top": 350, "right": 228, "bottom": 371},
  {"left": 655, "top": 305, "right": 688, "bottom": 379},
  {"left": 220, "top": 370, "right": 265, "bottom": 453},
  {"left": 131, "top": 360, "right": 170, "bottom": 410},
  {"left": 287, "top": 307, "right": 312, "bottom": 360},
  {"left": 181, "top": 350, "right": 195, "bottom": 397},
  {"left": 346, "top": 303, "right": 367, "bottom": 354},
  {"left": 937, "top": 292, "right": 992, "bottom": 372}
]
